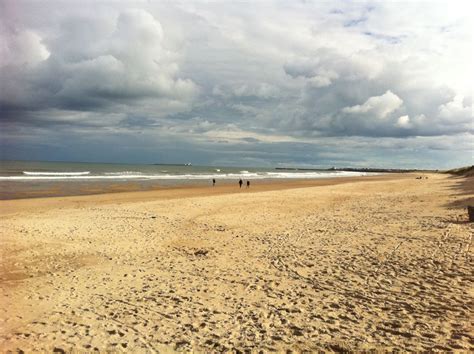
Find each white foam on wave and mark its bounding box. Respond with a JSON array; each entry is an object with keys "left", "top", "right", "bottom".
[
  {"left": 1, "top": 170, "right": 373, "bottom": 181},
  {"left": 23, "top": 171, "right": 90, "bottom": 176},
  {"left": 263, "top": 171, "right": 367, "bottom": 178},
  {"left": 104, "top": 171, "right": 143, "bottom": 175}
]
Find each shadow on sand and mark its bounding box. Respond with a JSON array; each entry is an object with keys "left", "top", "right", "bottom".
[{"left": 443, "top": 175, "right": 474, "bottom": 211}]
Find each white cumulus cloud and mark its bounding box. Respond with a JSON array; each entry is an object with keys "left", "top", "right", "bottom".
[
  {"left": 396, "top": 115, "right": 411, "bottom": 128},
  {"left": 342, "top": 90, "right": 403, "bottom": 119}
]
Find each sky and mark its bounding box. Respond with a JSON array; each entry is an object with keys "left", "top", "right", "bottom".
[{"left": 0, "top": 0, "right": 472, "bottom": 168}]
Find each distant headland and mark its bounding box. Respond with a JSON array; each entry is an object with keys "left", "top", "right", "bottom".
[
  {"left": 276, "top": 165, "right": 474, "bottom": 175},
  {"left": 152, "top": 163, "right": 192, "bottom": 166},
  {"left": 275, "top": 167, "right": 439, "bottom": 173}
]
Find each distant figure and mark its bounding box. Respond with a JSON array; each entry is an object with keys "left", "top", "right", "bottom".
[
  {"left": 212, "top": 178, "right": 216, "bottom": 186},
  {"left": 246, "top": 180, "right": 250, "bottom": 188},
  {"left": 239, "top": 179, "right": 243, "bottom": 188}
]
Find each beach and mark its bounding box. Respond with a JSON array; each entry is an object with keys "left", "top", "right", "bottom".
[{"left": 0, "top": 173, "right": 472, "bottom": 351}]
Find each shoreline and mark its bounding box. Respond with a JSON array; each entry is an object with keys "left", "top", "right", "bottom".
[
  {"left": 0, "top": 174, "right": 413, "bottom": 216},
  {"left": 0, "top": 174, "right": 385, "bottom": 201}
]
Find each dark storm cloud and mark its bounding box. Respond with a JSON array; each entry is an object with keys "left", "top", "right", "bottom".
[{"left": 1, "top": 5, "right": 198, "bottom": 125}]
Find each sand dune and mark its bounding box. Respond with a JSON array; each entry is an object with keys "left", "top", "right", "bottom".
[{"left": 0, "top": 174, "right": 473, "bottom": 351}]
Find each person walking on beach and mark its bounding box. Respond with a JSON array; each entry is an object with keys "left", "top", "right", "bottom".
[
  {"left": 239, "top": 179, "right": 243, "bottom": 188},
  {"left": 246, "top": 180, "right": 250, "bottom": 188},
  {"left": 212, "top": 178, "right": 216, "bottom": 186}
]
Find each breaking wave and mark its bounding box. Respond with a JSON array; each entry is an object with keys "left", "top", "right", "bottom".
[
  {"left": 23, "top": 171, "right": 90, "bottom": 176},
  {"left": 1, "top": 171, "right": 371, "bottom": 181}
]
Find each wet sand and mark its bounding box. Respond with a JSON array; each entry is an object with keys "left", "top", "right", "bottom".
[
  {"left": 0, "top": 174, "right": 389, "bottom": 201},
  {"left": 0, "top": 174, "right": 473, "bottom": 351}
]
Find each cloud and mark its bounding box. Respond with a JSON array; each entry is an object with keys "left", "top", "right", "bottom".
[
  {"left": 396, "top": 115, "right": 411, "bottom": 129},
  {"left": 342, "top": 90, "right": 403, "bottom": 119},
  {"left": 0, "top": 6, "right": 198, "bottom": 125},
  {"left": 438, "top": 95, "right": 472, "bottom": 123},
  {"left": 0, "top": 0, "right": 472, "bottom": 168},
  {"left": 0, "top": 29, "right": 50, "bottom": 67},
  {"left": 213, "top": 83, "right": 279, "bottom": 99},
  {"left": 285, "top": 60, "right": 339, "bottom": 88},
  {"left": 283, "top": 49, "right": 382, "bottom": 87}
]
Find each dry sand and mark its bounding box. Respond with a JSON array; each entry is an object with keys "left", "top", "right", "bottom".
[{"left": 0, "top": 174, "right": 473, "bottom": 352}]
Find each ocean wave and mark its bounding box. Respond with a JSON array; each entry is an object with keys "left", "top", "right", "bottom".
[
  {"left": 23, "top": 171, "right": 90, "bottom": 176},
  {"left": 1, "top": 171, "right": 372, "bottom": 181},
  {"left": 104, "top": 171, "right": 143, "bottom": 175},
  {"left": 262, "top": 171, "right": 367, "bottom": 178}
]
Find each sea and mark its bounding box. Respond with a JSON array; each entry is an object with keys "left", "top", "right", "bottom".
[{"left": 0, "top": 160, "right": 373, "bottom": 199}]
